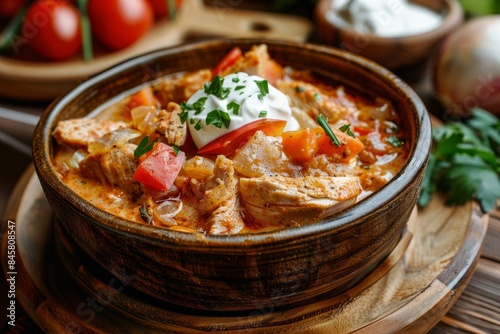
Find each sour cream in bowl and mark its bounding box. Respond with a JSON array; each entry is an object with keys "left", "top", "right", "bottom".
[{"left": 183, "top": 72, "right": 299, "bottom": 154}]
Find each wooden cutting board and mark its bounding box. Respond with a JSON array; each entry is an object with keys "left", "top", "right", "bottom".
[
  {"left": 0, "top": 0, "right": 312, "bottom": 102},
  {"left": 0, "top": 166, "right": 489, "bottom": 333}
]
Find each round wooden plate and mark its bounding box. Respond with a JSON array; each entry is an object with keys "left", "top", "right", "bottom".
[
  {"left": 1, "top": 166, "right": 489, "bottom": 333},
  {"left": 0, "top": 0, "right": 312, "bottom": 102}
]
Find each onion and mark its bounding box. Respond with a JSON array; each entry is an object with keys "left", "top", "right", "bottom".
[
  {"left": 153, "top": 198, "right": 182, "bottom": 226},
  {"left": 88, "top": 128, "right": 142, "bottom": 154},
  {"left": 433, "top": 16, "right": 500, "bottom": 117}
]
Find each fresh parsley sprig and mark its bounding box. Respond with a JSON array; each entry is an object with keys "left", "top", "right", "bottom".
[{"left": 418, "top": 108, "right": 500, "bottom": 212}]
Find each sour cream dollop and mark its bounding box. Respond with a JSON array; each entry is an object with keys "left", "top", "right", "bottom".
[{"left": 185, "top": 72, "right": 298, "bottom": 149}]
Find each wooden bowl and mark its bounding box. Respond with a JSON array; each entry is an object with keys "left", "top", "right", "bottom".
[
  {"left": 32, "top": 39, "right": 431, "bottom": 312},
  {"left": 315, "top": 0, "right": 464, "bottom": 70}
]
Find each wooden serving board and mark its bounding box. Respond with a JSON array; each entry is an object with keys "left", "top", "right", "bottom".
[
  {"left": 0, "top": 0, "right": 312, "bottom": 102},
  {"left": 1, "top": 166, "right": 489, "bottom": 333}
]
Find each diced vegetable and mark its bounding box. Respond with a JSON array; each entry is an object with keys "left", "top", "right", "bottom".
[
  {"left": 133, "top": 142, "right": 185, "bottom": 190},
  {"left": 314, "top": 127, "right": 365, "bottom": 162},
  {"left": 212, "top": 47, "right": 243, "bottom": 76},
  {"left": 281, "top": 128, "right": 319, "bottom": 163},
  {"left": 197, "top": 119, "right": 287, "bottom": 156},
  {"left": 127, "top": 87, "right": 158, "bottom": 111}
]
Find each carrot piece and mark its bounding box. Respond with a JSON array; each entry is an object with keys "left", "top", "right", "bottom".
[
  {"left": 281, "top": 128, "right": 319, "bottom": 163},
  {"left": 314, "top": 127, "right": 364, "bottom": 162}
]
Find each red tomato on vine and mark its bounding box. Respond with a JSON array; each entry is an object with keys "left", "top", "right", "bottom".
[
  {"left": 146, "top": 0, "right": 183, "bottom": 18},
  {"left": 88, "top": 0, "right": 154, "bottom": 51},
  {"left": 22, "top": 0, "right": 82, "bottom": 61}
]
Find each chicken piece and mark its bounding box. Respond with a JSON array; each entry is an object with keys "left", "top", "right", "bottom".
[
  {"left": 80, "top": 143, "right": 142, "bottom": 200},
  {"left": 220, "top": 44, "right": 283, "bottom": 85},
  {"left": 304, "top": 155, "right": 358, "bottom": 177},
  {"left": 153, "top": 69, "right": 212, "bottom": 106},
  {"left": 199, "top": 156, "right": 244, "bottom": 235},
  {"left": 277, "top": 80, "right": 348, "bottom": 123},
  {"left": 232, "top": 131, "right": 300, "bottom": 178},
  {"left": 156, "top": 102, "right": 187, "bottom": 146},
  {"left": 52, "top": 119, "right": 128, "bottom": 147},
  {"left": 240, "top": 175, "right": 361, "bottom": 225}
]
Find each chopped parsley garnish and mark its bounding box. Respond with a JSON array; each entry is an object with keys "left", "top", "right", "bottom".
[
  {"left": 134, "top": 136, "right": 154, "bottom": 159},
  {"left": 204, "top": 76, "right": 230, "bottom": 99},
  {"left": 171, "top": 145, "right": 180, "bottom": 155},
  {"left": 314, "top": 93, "right": 322, "bottom": 102},
  {"left": 235, "top": 85, "right": 245, "bottom": 91},
  {"left": 295, "top": 86, "right": 306, "bottom": 93},
  {"left": 259, "top": 110, "right": 267, "bottom": 118},
  {"left": 227, "top": 101, "right": 240, "bottom": 115},
  {"left": 194, "top": 120, "right": 203, "bottom": 131},
  {"left": 179, "top": 110, "right": 188, "bottom": 124},
  {"left": 206, "top": 108, "right": 231, "bottom": 129},
  {"left": 255, "top": 80, "right": 269, "bottom": 99},
  {"left": 180, "top": 97, "right": 207, "bottom": 124},
  {"left": 192, "top": 97, "right": 207, "bottom": 114},
  {"left": 418, "top": 107, "right": 500, "bottom": 213},
  {"left": 190, "top": 118, "right": 195, "bottom": 124},
  {"left": 339, "top": 124, "right": 356, "bottom": 138},
  {"left": 387, "top": 136, "right": 404, "bottom": 147},
  {"left": 317, "top": 114, "right": 341, "bottom": 147},
  {"left": 232, "top": 77, "right": 240, "bottom": 83}
]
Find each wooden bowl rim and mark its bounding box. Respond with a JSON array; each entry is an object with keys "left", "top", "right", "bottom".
[{"left": 32, "top": 38, "right": 431, "bottom": 248}]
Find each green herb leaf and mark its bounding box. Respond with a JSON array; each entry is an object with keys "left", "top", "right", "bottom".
[
  {"left": 204, "top": 76, "right": 230, "bottom": 99},
  {"left": 255, "top": 80, "right": 269, "bottom": 99},
  {"left": 194, "top": 120, "right": 203, "bottom": 131},
  {"left": 192, "top": 97, "right": 207, "bottom": 115},
  {"left": 134, "top": 136, "right": 154, "bottom": 159},
  {"left": 386, "top": 136, "right": 404, "bottom": 148},
  {"left": 171, "top": 145, "right": 179, "bottom": 156},
  {"left": 232, "top": 77, "right": 240, "bottom": 83},
  {"left": 339, "top": 124, "right": 356, "bottom": 138},
  {"left": 206, "top": 109, "right": 231, "bottom": 129},
  {"left": 0, "top": 2, "right": 29, "bottom": 52},
  {"left": 295, "top": 86, "right": 306, "bottom": 93},
  {"left": 139, "top": 205, "right": 153, "bottom": 224},
  {"left": 179, "top": 110, "right": 188, "bottom": 124},
  {"left": 418, "top": 108, "right": 500, "bottom": 213},
  {"left": 313, "top": 93, "right": 322, "bottom": 102},
  {"left": 317, "top": 114, "right": 341, "bottom": 147},
  {"left": 227, "top": 101, "right": 240, "bottom": 115},
  {"left": 78, "top": 0, "right": 93, "bottom": 62},
  {"left": 259, "top": 110, "right": 268, "bottom": 118},
  {"left": 235, "top": 85, "right": 245, "bottom": 91}
]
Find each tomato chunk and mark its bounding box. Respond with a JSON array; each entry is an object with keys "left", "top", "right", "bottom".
[
  {"left": 198, "top": 119, "right": 287, "bottom": 156},
  {"left": 133, "top": 143, "right": 185, "bottom": 190},
  {"left": 212, "top": 47, "right": 243, "bottom": 76}
]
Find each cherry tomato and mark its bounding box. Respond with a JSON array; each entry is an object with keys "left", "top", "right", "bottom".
[
  {"left": 146, "top": 0, "right": 183, "bottom": 18},
  {"left": 22, "top": 0, "right": 81, "bottom": 61},
  {"left": 212, "top": 47, "right": 243, "bottom": 76},
  {"left": 88, "top": 0, "right": 154, "bottom": 51},
  {"left": 197, "top": 119, "right": 287, "bottom": 156},
  {"left": 0, "top": 0, "right": 26, "bottom": 19},
  {"left": 133, "top": 142, "right": 185, "bottom": 191}
]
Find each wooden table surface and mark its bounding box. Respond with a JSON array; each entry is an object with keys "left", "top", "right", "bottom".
[{"left": 1, "top": 1, "right": 499, "bottom": 333}]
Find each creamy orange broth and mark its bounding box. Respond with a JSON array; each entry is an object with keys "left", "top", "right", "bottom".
[{"left": 52, "top": 45, "right": 408, "bottom": 234}]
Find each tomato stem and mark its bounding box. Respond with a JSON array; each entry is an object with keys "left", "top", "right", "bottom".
[
  {"left": 167, "top": 0, "right": 176, "bottom": 20},
  {"left": 78, "top": 0, "right": 93, "bottom": 62},
  {"left": 0, "top": 1, "right": 30, "bottom": 52}
]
